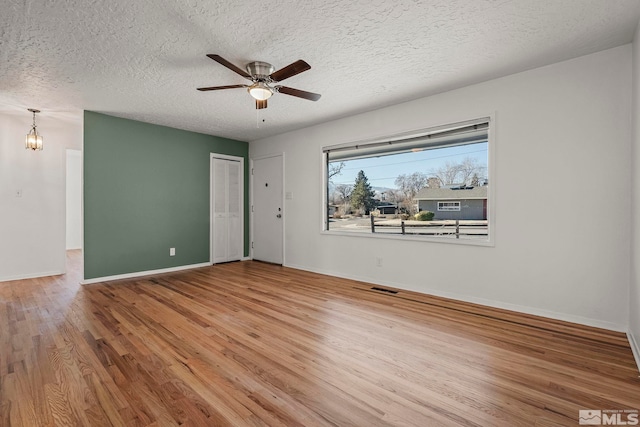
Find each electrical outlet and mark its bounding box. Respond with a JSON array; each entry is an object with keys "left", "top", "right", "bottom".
[
  {"left": 376, "top": 257, "right": 383, "bottom": 267},
  {"left": 170, "top": 247, "right": 175, "bottom": 256}
]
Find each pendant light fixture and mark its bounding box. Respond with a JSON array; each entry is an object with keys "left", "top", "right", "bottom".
[{"left": 25, "top": 108, "right": 43, "bottom": 151}]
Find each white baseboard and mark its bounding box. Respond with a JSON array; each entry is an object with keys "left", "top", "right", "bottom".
[
  {"left": 284, "top": 262, "right": 627, "bottom": 333},
  {"left": 81, "top": 262, "right": 211, "bottom": 285},
  {"left": 0, "top": 270, "right": 65, "bottom": 283},
  {"left": 628, "top": 332, "right": 640, "bottom": 375}
]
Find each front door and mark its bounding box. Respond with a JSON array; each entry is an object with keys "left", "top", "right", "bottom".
[{"left": 252, "top": 155, "right": 283, "bottom": 264}]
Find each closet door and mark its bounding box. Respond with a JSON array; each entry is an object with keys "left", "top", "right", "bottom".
[
  {"left": 211, "top": 156, "right": 244, "bottom": 264},
  {"left": 226, "top": 160, "right": 241, "bottom": 261},
  {"left": 212, "top": 158, "right": 230, "bottom": 264}
]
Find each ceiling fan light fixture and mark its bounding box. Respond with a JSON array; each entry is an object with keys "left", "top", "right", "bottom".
[
  {"left": 199, "top": 55, "right": 320, "bottom": 109},
  {"left": 248, "top": 82, "right": 273, "bottom": 101}
]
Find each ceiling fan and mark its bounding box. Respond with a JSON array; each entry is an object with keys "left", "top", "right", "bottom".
[{"left": 197, "top": 54, "right": 321, "bottom": 109}]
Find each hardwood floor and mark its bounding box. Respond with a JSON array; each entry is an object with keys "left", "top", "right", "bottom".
[{"left": 1, "top": 251, "right": 639, "bottom": 426}]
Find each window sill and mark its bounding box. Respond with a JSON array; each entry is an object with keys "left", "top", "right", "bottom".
[{"left": 320, "top": 229, "right": 494, "bottom": 247}]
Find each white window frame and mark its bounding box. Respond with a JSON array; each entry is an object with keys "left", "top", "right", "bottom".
[
  {"left": 437, "top": 201, "right": 461, "bottom": 211},
  {"left": 321, "top": 115, "right": 495, "bottom": 247}
]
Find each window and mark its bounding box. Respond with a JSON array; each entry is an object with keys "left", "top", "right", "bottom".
[
  {"left": 437, "top": 201, "right": 461, "bottom": 211},
  {"left": 323, "top": 118, "right": 491, "bottom": 243}
]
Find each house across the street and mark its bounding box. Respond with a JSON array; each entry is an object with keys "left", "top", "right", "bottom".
[
  {"left": 375, "top": 201, "right": 398, "bottom": 215},
  {"left": 414, "top": 186, "right": 487, "bottom": 220}
]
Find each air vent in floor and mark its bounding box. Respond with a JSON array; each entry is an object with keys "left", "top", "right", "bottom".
[{"left": 371, "top": 287, "right": 398, "bottom": 294}]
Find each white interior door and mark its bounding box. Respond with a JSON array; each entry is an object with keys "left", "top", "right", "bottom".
[
  {"left": 211, "top": 155, "right": 243, "bottom": 264},
  {"left": 252, "top": 155, "right": 283, "bottom": 264}
]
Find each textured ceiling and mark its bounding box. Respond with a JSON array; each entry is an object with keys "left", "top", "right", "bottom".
[{"left": 1, "top": 0, "right": 640, "bottom": 142}]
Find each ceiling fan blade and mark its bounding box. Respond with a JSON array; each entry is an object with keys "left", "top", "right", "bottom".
[
  {"left": 270, "top": 60, "right": 311, "bottom": 82},
  {"left": 276, "top": 86, "right": 321, "bottom": 101},
  {"left": 206, "top": 54, "right": 251, "bottom": 79},
  {"left": 197, "top": 84, "right": 248, "bottom": 91}
]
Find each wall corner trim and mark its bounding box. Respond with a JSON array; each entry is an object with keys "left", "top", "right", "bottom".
[
  {"left": 628, "top": 332, "right": 640, "bottom": 375},
  {"left": 81, "top": 262, "right": 211, "bottom": 285}
]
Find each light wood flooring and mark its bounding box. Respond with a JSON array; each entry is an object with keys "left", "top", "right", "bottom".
[{"left": 1, "top": 250, "right": 639, "bottom": 426}]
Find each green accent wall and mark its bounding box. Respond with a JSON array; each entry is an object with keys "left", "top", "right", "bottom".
[{"left": 83, "top": 111, "right": 249, "bottom": 279}]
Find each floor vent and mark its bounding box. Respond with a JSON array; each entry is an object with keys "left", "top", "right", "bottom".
[{"left": 371, "top": 287, "right": 398, "bottom": 294}]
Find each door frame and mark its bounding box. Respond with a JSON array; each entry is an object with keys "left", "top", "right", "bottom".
[
  {"left": 210, "top": 153, "right": 245, "bottom": 265},
  {"left": 250, "top": 153, "right": 285, "bottom": 264},
  {"left": 66, "top": 149, "right": 83, "bottom": 251}
]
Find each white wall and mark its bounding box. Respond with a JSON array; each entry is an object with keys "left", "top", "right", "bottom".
[
  {"left": 630, "top": 23, "right": 640, "bottom": 361},
  {"left": 0, "top": 110, "right": 82, "bottom": 281},
  {"left": 66, "top": 149, "right": 82, "bottom": 249},
  {"left": 251, "top": 45, "right": 632, "bottom": 331}
]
